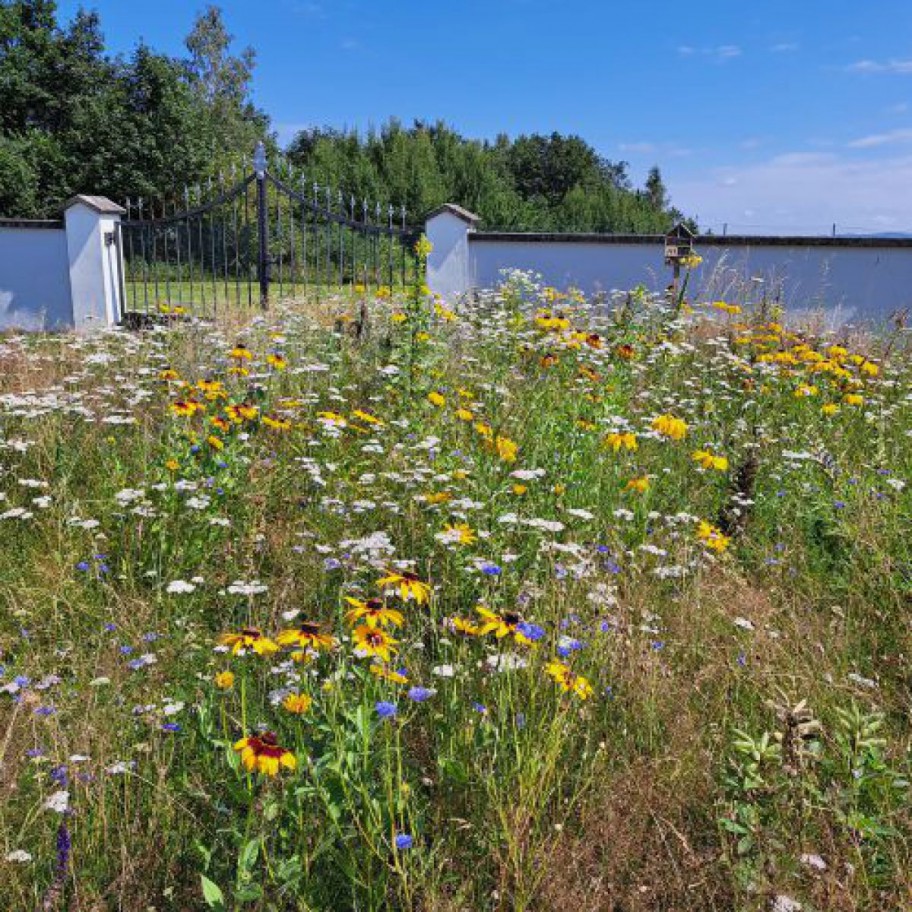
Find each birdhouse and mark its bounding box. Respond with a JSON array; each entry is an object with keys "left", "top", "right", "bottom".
[{"left": 664, "top": 222, "right": 696, "bottom": 265}]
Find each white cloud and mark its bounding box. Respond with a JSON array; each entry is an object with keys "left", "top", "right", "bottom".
[
  {"left": 848, "top": 128, "right": 912, "bottom": 149},
  {"left": 677, "top": 44, "right": 742, "bottom": 62},
  {"left": 619, "top": 141, "right": 693, "bottom": 159},
  {"left": 619, "top": 141, "right": 656, "bottom": 153},
  {"left": 669, "top": 151, "right": 912, "bottom": 234},
  {"left": 848, "top": 58, "right": 912, "bottom": 74},
  {"left": 770, "top": 42, "right": 799, "bottom": 53}
]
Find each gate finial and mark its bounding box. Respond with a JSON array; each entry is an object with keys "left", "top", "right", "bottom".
[{"left": 253, "top": 141, "right": 267, "bottom": 178}]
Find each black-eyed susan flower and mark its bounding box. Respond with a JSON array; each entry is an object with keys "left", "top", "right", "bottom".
[
  {"left": 266, "top": 352, "right": 287, "bottom": 370},
  {"left": 696, "top": 520, "right": 730, "bottom": 554},
  {"left": 603, "top": 432, "right": 638, "bottom": 453},
  {"left": 262, "top": 414, "right": 292, "bottom": 431},
  {"left": 437, "top": 523, "right": 477, "bottom": 546},
  {"left": 352, "top": 409, "right": 383, "bottom": 426},
  {"left": 219, "top": 628, "right": 279, "bottom": 657},
  {"left": 475, "top": 606, "right": 534, "bottom": 646},
  {"left": 352, "top": 625, "right": 398, "bottom": 662},
  {"left": 282, "top": 693, "right": 312, "bottom": 714},
  {"left": 652, "top": 414, "right": 688, "bottom": 440},
  {"left": 344, "top": 597, "right": 404, "bottom": 629},
  {"left": 214, "top": 671, "right": 235, "bottom": 690},
  {"left": 276, "top": 621, "right": 335, "bottom": 652},
  {"left": 376, "top": 571, "right": 431, "bottom": 605},
  {"left": 170, "top": 399, "right": 203, "bottom": 418},
  {"left": 427, "top": 391, "right": 445, "bottom": 407},
  {"left": 229, "top": 344, "right": 253, "bottom": 361},
  {"left": 545, "top": 660, "right": 594, "bottom": 699},
  {"left": 692, "top": 450, "right": 729, "bottom": 471},
  {"left": 626, "top": 476, "right": 650, "bottom": 493},
  {"left": 234, "top": 733, "right": 296, "bottom": 776},
  {"left": 495, "top": 436, "right": 518, "bottom": 463}
]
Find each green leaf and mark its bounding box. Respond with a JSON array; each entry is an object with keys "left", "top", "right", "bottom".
[{"left": 200, "top": 874, "right": 225, "bottom": 909}]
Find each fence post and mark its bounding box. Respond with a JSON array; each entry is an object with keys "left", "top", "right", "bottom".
[
  {"left": 425, "top": 204, "right": 480, "bottom": 302},
  {"left": 254, "top": 142, "right": 269, "bottom": 309},
  {"left": 64, "top": 195, "right": 126, "bottom": 330}
]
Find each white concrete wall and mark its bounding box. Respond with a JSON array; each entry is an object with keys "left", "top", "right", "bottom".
[
  {"left": 0, "top": 226, "right": 73, "bottom": 330},
  {"left": 467, "top": 236, "right": 912, "bottom": 326},
  {"left": 0, "top": 198, "right": 124, "bottom": 332}
]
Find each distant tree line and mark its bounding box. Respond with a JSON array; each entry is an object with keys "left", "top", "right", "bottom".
[
  {"left": 286, "top": 123, "right": 687, "bottom": 232},
  {"left": 0, "top": 1, "right": 689, "bottom": 233}
]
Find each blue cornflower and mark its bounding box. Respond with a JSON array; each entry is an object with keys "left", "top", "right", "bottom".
[
  {"left": 34, "top": 706, "right": 56, "bottom": 717},
  {"left": 103, "top": 623, "right": 117, "bottom": 633},
  {"left": 162, "top": 723, "right": 181, "bottom": 733},
  {"left": 406, "top": 687, "right": 435, "bottom": 703},
  {"left": 119, "top": 645, "right": 133, "bottom": 655},
  {"left": 481, "top": 563, "right": 502, "bottom": 576},
  {"left": 14, "top": 675, "right": 30, "bottom": 688},
  {"left": 737, "top": 653, "right": 747, "bottom": 667},
  {"left": 516, "top": 621, "right": 545, "bottom": 642},
  {"left": 395, "top": 834, "right": 414, "bottom": 850},
  {"left": 50, "top": 765, "right": 68, "bottom": 786},
  {"left": 76, "top": 561, "right": 90, "bottom": 573},
  {"left": 651, "top": 640, "right": 665, "bottom": 651},
  {"left": 375, "top": 701, "right": 398, "bottom": 719},
  {"left": 472, "top": 702, "right": 488, "bottom": 715}
]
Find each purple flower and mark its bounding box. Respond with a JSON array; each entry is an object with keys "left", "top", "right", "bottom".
[
  {"left": 375, "top": 701, "right": 397, "bottom": 719},
  {"left": 50, "top": 765, "right": 69, "bottom": 786},
  {"left": 161, "top": 723, "right": 181, "bottom": 733},
  {"left": 76, "top": 561, "right": 90, "bottom": 572},
  {"left": 395, "top": 833, "right": 414, "bottom": 850},
  {"left": 34, "top": 706, "right": 56, "bottom": 717},
  {"left": 481, "top": 563, "right": 502, "bottom": 576},
  {"left": 406, "top": 687, "right": 435, "bottom": 703}
]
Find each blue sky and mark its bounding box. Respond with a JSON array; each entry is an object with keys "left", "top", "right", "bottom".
[{"left": 56, "top": 0, "right": 912, "bottom": 233}]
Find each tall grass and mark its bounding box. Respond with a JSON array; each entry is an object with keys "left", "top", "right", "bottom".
[{"left": 0, "top": 270, "right": 910, "bottom": 911}]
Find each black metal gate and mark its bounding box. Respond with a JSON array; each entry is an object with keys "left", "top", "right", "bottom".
[{"left": 119, "top": 142, "right": 422, "bottom": 320}]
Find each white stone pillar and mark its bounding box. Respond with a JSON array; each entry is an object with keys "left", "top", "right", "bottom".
[
  {"left": 425, "top": 204, "right": 480, "bottom": 301},
  {"left": 64, "top": 195, "right": 126, "bottom": 331}
]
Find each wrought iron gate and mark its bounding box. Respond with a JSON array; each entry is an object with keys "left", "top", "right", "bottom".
[{"left": 119, "top": 142, "right": 422, "bottom": 320}]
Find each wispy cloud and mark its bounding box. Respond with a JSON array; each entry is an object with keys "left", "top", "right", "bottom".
[
  {"left": 618, "top": 141, "right": 693, "bottom": 158},
  {"left": 671, "top": 151, "right": 912, "bottom": 234},
  {"left": 677, "top": 44, "right": 742, "bottom": 62},
  {"left": 770, "top": 42, "right": 799, "bottom": 53},
  {"left": 619, "top": 141, "right": 656, "bottom": 154},
  {"left": 848, "top": 58, "right": 912, "bottom": 74},
  {"left": 848, "top": 128, "right": 912, "bottom": 149}
]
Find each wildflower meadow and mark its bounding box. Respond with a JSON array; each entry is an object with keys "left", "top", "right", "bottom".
[{"left": 1, "top": 256, "right": 911, "bottom": 911}]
